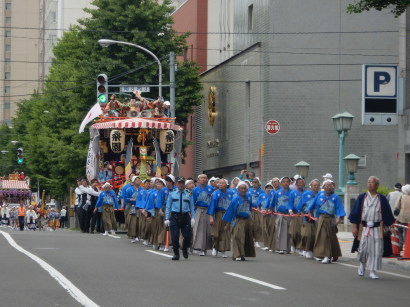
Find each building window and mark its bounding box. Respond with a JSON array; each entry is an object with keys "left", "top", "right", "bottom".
[
  {"left": 5, "top": 72, "right": 11, "bottom": 80},
  {"left": 5, "top": 30, "right": 11, "bottom": 37},
  {"left": 4, "top": 101, "right": 11, "bottom": 110},
  {"left": 5, "top": 17, "right": 11, "bottom": 24},
  {"left": 4, "top": 86, "right": 11, "bottom": 94},
  {"left": 248, "top": 4, "right": 253, "bottom": 31},
  {"left": 5, "top": 58, "right": 11, "bottom": 66},
  {"left": 5, "top": 44, "right": 11, "bottom": 52},
  {"left": 5, "top": 3, "right": 11, "bottom": 10},
  {"left": 51, "top": 12, "right": 57, "bottom": 23},
  {"left": 50, "top": 35, "right": 57, "bottom": 42}
]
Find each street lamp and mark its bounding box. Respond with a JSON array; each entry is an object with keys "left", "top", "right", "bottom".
[
  {"left": 98, "top": 39, "right": 163, "bottom": 98},
  {"left": 332, "top": 112, "right": 354, "bottom": 193},
  {"left": 11, "top": 140, "right": 19, "bottom": 145},
  {"left": 344, "top": 154, "right": 360, "bottom": 185},
  {"left": 1, "top": 150, "right": 8, "bottom": 154},
  {"left": 295, "top": 161, "right": 310, "bottom": 179}
]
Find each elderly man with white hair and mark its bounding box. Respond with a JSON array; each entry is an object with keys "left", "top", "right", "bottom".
[
  {"left": 192, "top": 174, "right": 214, "bottom": 256},
  {"left": 95, "top": 182, "right": 120, "bottom": 236},
  {"left": 349, "top": 176, "right": 394, "bottom": 279},
  {"left": 207, "top": 178, "right": 233, "bottom": 258},
  {"left": 308, "top": 180, "right": 345, "bottom": 263},
  {"left": 223, "top": 181, "right": 256, "bottom": 261}
]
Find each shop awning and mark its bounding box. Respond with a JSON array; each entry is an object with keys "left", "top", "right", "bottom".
[
  {"left": 0, "top": 180, "right": 30, "bottom": 190},
  {"left": 91, "top": 118, "right": 183, "bottom": 131}
]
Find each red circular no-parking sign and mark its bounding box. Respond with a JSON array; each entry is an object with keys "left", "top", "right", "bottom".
[{"left": 265, "top": 120, "right": 280, "bottom": 135}]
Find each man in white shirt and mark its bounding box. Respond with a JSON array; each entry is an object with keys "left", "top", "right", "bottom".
[{"left": 386, "top": 183, "right": 402, "bottom": 212}]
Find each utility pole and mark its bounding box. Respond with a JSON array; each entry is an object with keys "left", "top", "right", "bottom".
[{"left": 169, "top": 52, "right": 176, "bottom": 118}]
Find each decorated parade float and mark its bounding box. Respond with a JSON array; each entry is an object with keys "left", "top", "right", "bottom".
[
  {"left": 0, "top": 174, "right": 31, "bottom": 205},
  {"left": 80, "top": 91, "right": 183, "bottom": 189}
]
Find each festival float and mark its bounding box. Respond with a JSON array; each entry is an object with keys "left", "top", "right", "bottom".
[
  {"left": 0, "top": 173, "right": 31, "bottom": 204},
  {"left": 80, "top": 91, "right": 183, "bottom": 189}
]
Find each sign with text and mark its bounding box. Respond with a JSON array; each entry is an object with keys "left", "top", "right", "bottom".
[
  {"left": 120, "top": 86, "right": 150, "bottom": 93},
  {"left": 265, "top": 120, "right": 280, "bottom": 135}
]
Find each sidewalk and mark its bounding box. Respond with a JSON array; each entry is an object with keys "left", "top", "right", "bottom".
[{"left": 337, "top": 231, "right": 410, "bottom": 271}]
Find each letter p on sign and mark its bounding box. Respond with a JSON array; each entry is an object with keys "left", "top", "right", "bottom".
[{"left": 365, "top": 66, "right": 397, "bottom": 98}]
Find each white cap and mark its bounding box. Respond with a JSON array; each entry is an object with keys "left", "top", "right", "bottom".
[
  {"left": 293, "top": 174, "right": 301, "bottom": 180},
  {"left": 164, "top": 101, "right": 171, "bottom": 106},
  {"left": 156, "top": 178, "right": 166, "bottom": 186},
  {"left": 322, "top": 173, "right": 333, "bottom": 179},
  {"left": 166, "top": 174, "right": 175, "bottom": 182},
  {"left": 102, "top": 182, "right": 112, "bottom": 189},
  {"left": 131, "top": 176, "right": 140, "bottom": 183},
  {"left": 322, "top": 179, "right": 335, "bottom": 188},
  {"left": 236, "top": 181, "right": 248, "bottom": 190}
]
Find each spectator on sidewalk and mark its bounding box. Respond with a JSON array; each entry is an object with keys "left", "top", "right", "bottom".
[
  {"left": 387, "top": 183, "right": 402, "bottom": 212},
  {"left": 17, "top": 202, "right": 26, "bottom": 231},
  {"left": 60, "top": 206, "right": 67, "bottom": 228},
  {"left": 394, "top": 184, "right": 410, "bottom": 250},
  {"left": 349, "top": 176, "right": 394, "bottom": 279}
]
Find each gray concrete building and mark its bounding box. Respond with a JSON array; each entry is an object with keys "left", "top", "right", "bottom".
[{"left": 197, "top": 0, "right": 403, "bottom": 189}]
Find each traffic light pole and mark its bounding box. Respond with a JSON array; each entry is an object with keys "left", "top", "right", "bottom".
[{"left": 170, "top": 52, "right": 176, "bottom": 118}]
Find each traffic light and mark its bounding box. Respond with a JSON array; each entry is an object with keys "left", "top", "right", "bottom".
[
  {"left": 97, "top": 74, "right": 108, "bottom": 104},
  {"left": 17, "top": 147, "right": 23, "bottom": 164}
]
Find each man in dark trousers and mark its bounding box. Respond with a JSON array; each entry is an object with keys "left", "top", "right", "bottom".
[{"left": 165, "top": 177, "right": 195, "bottom": 260}]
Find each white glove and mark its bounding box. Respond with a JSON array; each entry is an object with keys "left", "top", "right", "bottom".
[
  {"left": 164, "top": 220, "right": 170, "bottom": 227},
  {"left": 367, "top": 221, "right": 374, "bottom": 228},
  {"left": 191, "top": 218, "right": 195, "bottom": 227}
]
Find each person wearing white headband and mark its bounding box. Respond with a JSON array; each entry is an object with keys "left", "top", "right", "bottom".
[
  {"left": 229, "top": 177, "right": 240, "bottom": 198},
  {"left": 249, "top": 177, "right": 264, "bottom": 249},
  {"left": 185, "top": 179, "right": 195, "bottom": 191},
  {"left": 123, "top": 176, "right": 143, "bottom": 243},
  {"left": 146, "top": 178, "right": 166, "bottom": 250},
  {"left": 192, "top": 174, "right": 214, "bottom": 256},
  {"left": 287, "top": 177, "right": 306, "bottom": 255},
  {"left": 297, "top": 179, "right": 321, "bottom": 259},
  {"left": 223, "top": 181, "right": 255, "bottom": 261},
  {"left": 207, "top": 178, "right": 232, "bottom": 258},
  {"left": 95, "top": 181, "right": 120, "bottom": 236},
  {"left": 140, "top": 179, "right": 154, "bottom": 246},
  {"left": 259, "top": 182, "right": 274, "bottom": 251},
  {"left": 307, "top": 179, "right": 345, "bottom": 264},
  {"left": 270, "top": 176, "right": 292, "bottom": 254}
]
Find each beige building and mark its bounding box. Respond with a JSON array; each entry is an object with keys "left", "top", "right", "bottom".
[
  {"left": 1, "top": 0, "right": 42, "bottom": 125},
  {"left": 0, "top": 0, "right": 91, "bottom": 125}
]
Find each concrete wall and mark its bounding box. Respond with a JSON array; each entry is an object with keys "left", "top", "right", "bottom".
[{"left": 199, "top": 0, "right": 401, "bottom": 189}]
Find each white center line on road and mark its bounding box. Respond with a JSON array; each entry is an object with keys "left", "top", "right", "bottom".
[
  {"left": 145, "top": 250, "right": 173, "bottom": 258},
  {"left": 0, "top": 231, "right": 100, "bottom": 307},
  {"left": 107, "top": 234, "right": 121, "bottom": 239},
  {"left": 224, "top": 272, "right": 286, "bottom": 290},
  {"left": 336, "top": 262, "right": 410, "bottom": 279}
]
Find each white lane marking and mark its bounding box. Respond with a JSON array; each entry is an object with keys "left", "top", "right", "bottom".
[
  {"left": 224, "top": 272, "right": 286, "bottom": 290},
  {"left": 0, "top": 231, "right": 99, "bottom": 307},
  {"left": 145, "top": 250, "right": 173, "bottom": 258},
  {"left": 33, "top": 248, "right": 60, "bottom": 250},
  {"left": 107, "top": 234, "right": 121, "bottom": 239},
  {"left": 336, "top": 262, "right": 410, "bottom": 279}
]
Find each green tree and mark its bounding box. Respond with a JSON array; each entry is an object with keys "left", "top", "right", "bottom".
[
  {"left": 347, "top": 0, "right": 409, "bottom": 17},
  {"left": 12, "top": 0, "right": 202, "bottom": 199}
]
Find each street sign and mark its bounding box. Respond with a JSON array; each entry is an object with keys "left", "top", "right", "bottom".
[
  {"left": 120, "top": 86, "right": 150, "bottom": 93},
  {"left": 265, "top": 120, "right": 280, "bottom": 135},
  {"left": 364, "top": 65, "right": 397, "bottom": 98},
  {"left": 362, "top": 65, "right": 398, "bottom": 126}
]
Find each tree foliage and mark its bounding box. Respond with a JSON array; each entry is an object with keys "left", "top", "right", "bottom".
[
  {"left": 11, "top": 0, "right": 202, "bottom": 198},
  {"left": 347, "top": 0, "right": 409, "bottom": 17}
]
